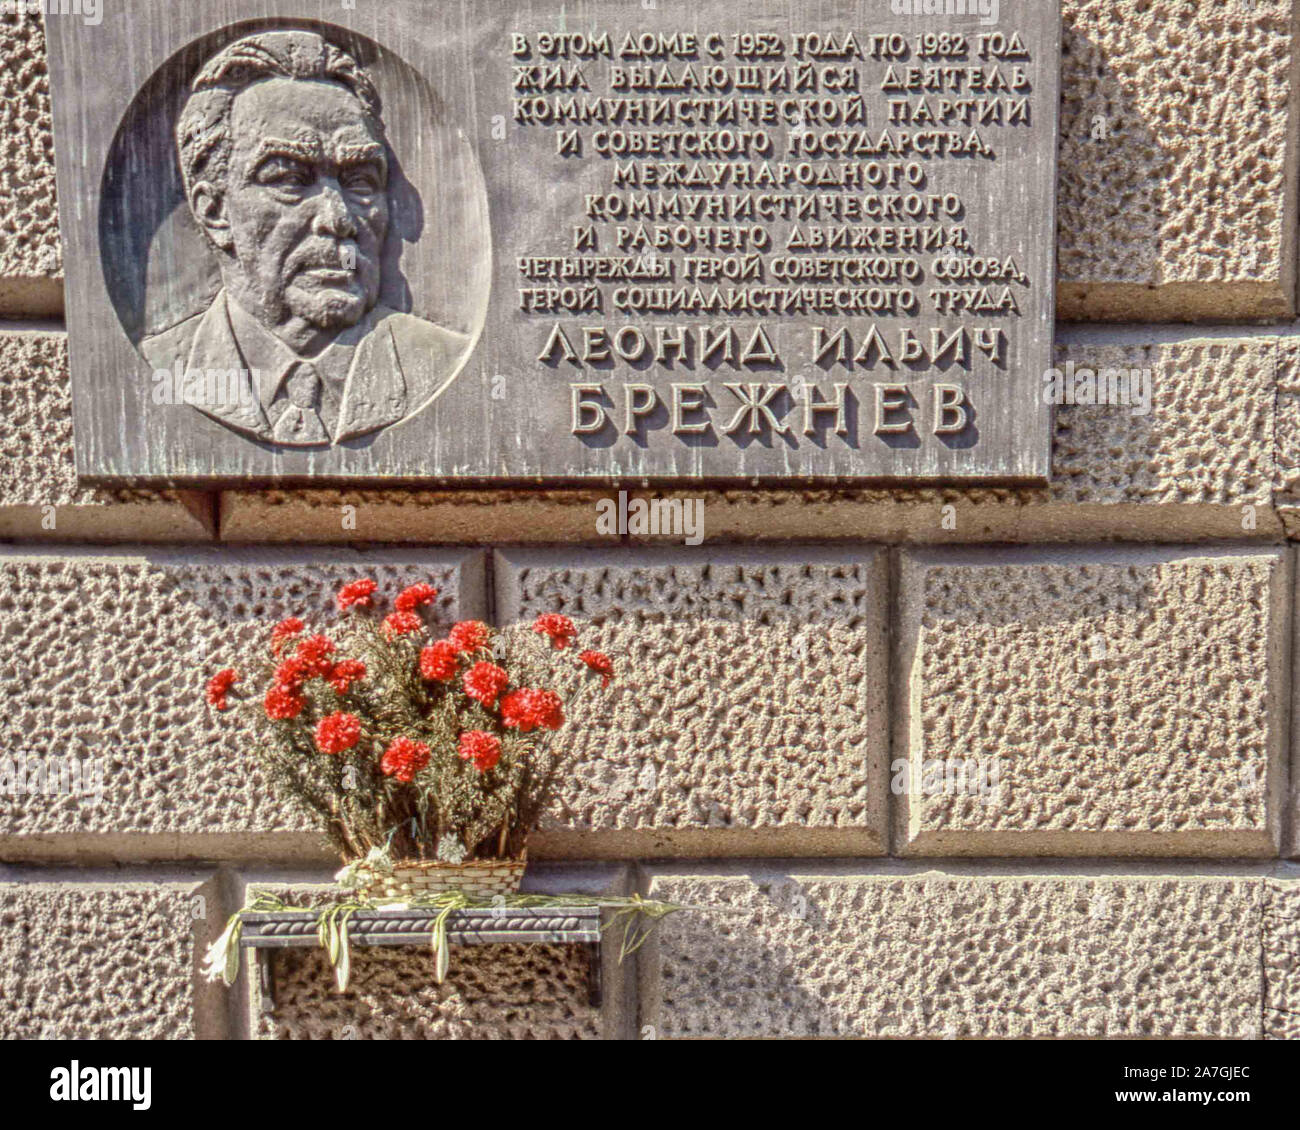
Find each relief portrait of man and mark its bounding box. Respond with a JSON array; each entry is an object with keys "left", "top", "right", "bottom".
[{"left": 141, "top": 29, "right": 468, "bottom": 447}]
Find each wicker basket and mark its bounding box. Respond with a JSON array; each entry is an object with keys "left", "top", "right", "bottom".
[{"left": 350, "top": 856, "right": 527, "bottom": 901}]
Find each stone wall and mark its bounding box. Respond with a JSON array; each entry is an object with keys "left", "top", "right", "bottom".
[{"left": 3, "top": 2, "right": 1300, "bottom": 1039}]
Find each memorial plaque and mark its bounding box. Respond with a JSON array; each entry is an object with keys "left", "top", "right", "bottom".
[{"left": 46, "top": 0, "right": 1059, "bottom": 486}]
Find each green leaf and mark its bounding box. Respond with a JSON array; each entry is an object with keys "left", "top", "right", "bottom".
[
  {"left": 431, "top": 903, "right": 457, "bottom": 984},
  {"left": 335, "top": 911, "right": 353, "bottom": 991},
  {"left": 434, "top": 931, "right": 450, "bottom": 984},
  {"left": 222, "top": 919, "right": 242, "bottom": 986},
  {"left": 325, "top": 909, "right": 341, "bottom": 965}
]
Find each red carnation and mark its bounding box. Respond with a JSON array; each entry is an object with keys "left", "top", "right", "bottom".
[
  {"left": 264, "top": 684, "right": 305, "bottom": 721},
  {"left": 580, "top": 650, "right": 614, "bottom": 688},
  {"left": 270, "top": 617, "right": 304, "bottom": 656},
  {"left": 463, "top": 661, "right": 508, "bottom": 707},
  {"left": 448, "top": 620, "right": 490, "bottom": 653},
  {"left": 500, "top": 688, "right": 565, "bottom": 734},
  {"left": 273, "top": 656, "right": 310, "bottom": 688},
  {"left": 315, "top": 712, "right": 361, "bottom": 755},
  {"left": 382, "top": 610, "right": 424, "bottom": 639},
  {"left": 395, "top": 582, "right": 440, "bottom": 613},
  {"left": 458, "top": 730, "right": 502, "bottom": 772},
  {"left": 336, "top": 578, "right": 377, "bottom": 611},
  {"left": 532, "top": 613, "right": 577, "bottom": 650},
  {"left": 380, "top": 737, "right": 431, "bottom": 783},
  {"left": 327, "top": 659, "right": 367, "bottom": 694},
  {"left": 420, "top": 640, "right": 460, "bottom": 682},
  {"left": 206, "top": 668, "right": 239, "bottom": 711},
  {"left": 294, "top": 634, "right": 336, "bottom": 677}
]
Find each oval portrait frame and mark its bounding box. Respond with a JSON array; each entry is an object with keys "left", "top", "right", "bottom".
[{"left": 98, "top": 17, "right": 492, "bottom": 446}]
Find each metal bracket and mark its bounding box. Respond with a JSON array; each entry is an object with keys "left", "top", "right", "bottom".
[{"left": 240, "top": 905, "right": 606, "bottom": 1009}]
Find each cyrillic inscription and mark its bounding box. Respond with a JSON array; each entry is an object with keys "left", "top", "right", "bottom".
[{"left": 511, "top": 10, "right": 1056, "bottom": 479}]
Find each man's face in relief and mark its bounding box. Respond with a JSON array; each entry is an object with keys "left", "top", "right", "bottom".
[{"left": 219, "top": 76, "right": 390, "bottom": 338}]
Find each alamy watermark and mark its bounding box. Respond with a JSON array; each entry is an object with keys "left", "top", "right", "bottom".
[
  {"left": 0, "top": 753, "right": 106, "bottom": 807},
  {"left": 890, "top": 0, "right": 1001, "bottom": 26},
  {"left": 596, "top": 490, "right": 705, "bottom": 545},
  {"left": 152, "top": 363, "right": 261, "bottom": 409},
  {"left": 892, "top": 756, "right": 1004, "bottom": 804},
  {"left": 49, "top": 1062, "right": 150, "bottom": 1111},
  {"left": 0, "top": 0, "right": 102, "bottom": 26},
  {"left": 1042, "top": 361, "right": 1152, "bottom": 417}
]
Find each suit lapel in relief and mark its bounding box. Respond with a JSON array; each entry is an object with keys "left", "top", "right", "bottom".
[
  {"left": 184, "top": 294, "right": 270, "bottom": 437},
  {"left": 336, "top": 318, "right": 408, "bottom": 442}
]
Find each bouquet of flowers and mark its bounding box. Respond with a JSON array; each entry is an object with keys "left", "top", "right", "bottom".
[{"left": 205, "top": 578, "right": 614, "bottom": 897}]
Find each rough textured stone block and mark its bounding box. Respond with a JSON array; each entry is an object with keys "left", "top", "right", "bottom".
[
  {"left": 496, "top": 548, "right": 888, "bottom": 857},
  {"left": 1271, "top": 336, "right": 1300, "bottom": 504},
  {"left": 0, "top": 331, "right": 214, "bottom": 539},
  {"left": 1048, "top": 337, "right": 1276, "bottom": 510},
  {"left": 220, "top": 490, "right": 612, "bottom": 544},
  {"left": 1279, "top": 506, "right": 1300, "bottom": 541},
  {"left": 897, "top": 547, "right": 1290, "bottom": 856},
  {"left": 0, "top": 548, "right": 487, "bottom": 860},
  {"left": 643, "top": 866, "right": 1275, "bottom": 1039},
  {"left": 1264, "top": 880, "right": 1300, "bottom": 1039},
  {"left": 0, "top": 12, "right": 60, "bottom": 315},
  {"left": 1290, "top": 563, "right": 1300, "bottom": 860},
  {"left": 263, "top": 943, "right": 598, "bottom": 1040},
  {"left": 1058, "top": 0, "right": 1297, "bottom": 320},
  {"left": 237, "top": 864, "right": 630, "bottom": 1040},
  {"left": 0, "top": 870, "right": 224, "bottom": 1039},
  {"left": 623, "top": 337, "right": 1281, "bottom": 544}
]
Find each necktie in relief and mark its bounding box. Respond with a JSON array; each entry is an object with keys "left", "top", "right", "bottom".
[{"left": 272, "top": 362, "right": 329, "bottom": 445}]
